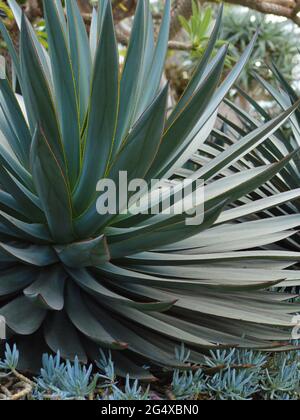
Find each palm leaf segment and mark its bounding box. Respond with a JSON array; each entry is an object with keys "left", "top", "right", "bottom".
[{"left": 0, "top": 0, "right": 300, "bottom": 378}]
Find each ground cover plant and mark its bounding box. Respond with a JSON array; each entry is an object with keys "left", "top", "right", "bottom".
[{"left": 0, "top": 343, "right": 299, "bottom": 400}]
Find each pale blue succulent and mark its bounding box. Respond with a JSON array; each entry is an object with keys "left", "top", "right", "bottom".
[
  {"left": 108, "top": 375, "right": 150, "bottom": 401},
  {"left": 261, "top": 359, "right": 300, "bottom": 400},
  {"left": 172, "top": 369, "right": 206, "bottom": 400},
  {"left": 207, "top": 369, "right": 259, "bottom": 401},
  {"left": 0, "top": 344, "right": 19, "bottom": 372}
]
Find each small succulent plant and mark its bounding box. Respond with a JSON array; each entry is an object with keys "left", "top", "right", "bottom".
[
  {"left": 261, "top": 356, "right": 300, "bottom": 400},
  {"left": 207, "top": 369, "right": 260, "bottom": 400},
  {"left": 108, "top": 375, "right": 150, "bottom": 401},
  {"left": 0, "top": 0, "right": 300, "bottom": 379},
  {"left": 1, "top": 343, "right": 299, "bottom": 400},
  {"left": 172, "top": 369, "right": 206, "bottom": 400},
  {"left": 0, "top": 343, "right": 19, "bottom": 372}
]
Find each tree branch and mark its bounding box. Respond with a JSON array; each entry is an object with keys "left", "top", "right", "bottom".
[
  {"left": 77, "top": 0, "right": 92, "bottom": 13},
  {"left": 114, "top": 25, "right": 194, "bottom": 50},
  {"left": 20, "top": 0, "right": 300, "bottom": 47}
]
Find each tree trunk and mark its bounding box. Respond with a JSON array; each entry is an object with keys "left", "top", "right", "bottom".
[
  {"left": 25, "top": 0, "right": 41, "bottom": 19},
  {"left": 77, "top": 0, "right": 92, "bottom": 13},
  {"left": 170, "top": 0, "right": 193, "bottom": 39}
]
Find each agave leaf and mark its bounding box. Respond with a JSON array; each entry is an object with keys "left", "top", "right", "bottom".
[
  {"left": 0, "top": 209, "right": 51, "bottom": 243},
  {"left": 0, "top": 296, "right": 46, "bottom": 335},
  {"left": 0, "top": 19, "right": 20, "bottom": 80},
  {"left": 107, "top": 271, "right": 281, "bottom": 295},
  {"left": 153, "top": 309, "right": 287, "bottom": 343},
  {"left": 110, "top": 84, "right": 168, "bottom": 182},
  {"left": 111, "top": 351, "right": 156, "bottom": 381},
  {"left": 123, "top": 250, "right": 300, "bottom": 265},
  {"left": 73, "top": 0, "right": 119, "bottom": 214},
  {"left": 24, "top": 266, "right": 66, "bottom": 311},
  {"left": 8, "top": 0, "right": 52, "bottom": 83},
  {"left": 110, "top": 168, "right": 269, "bottom": 232},
  {"left": 177, "top": 216, "right": 300, "bottom": 249},
  {"left": 89, "top": 8, "right": 98, "bottom": 62},
  {"left": 0, "top": 79, "right": 32, "bottom": 169},
  {"left": 86, "top": 299, "right": 185, "bottom": 368},
  {"left": 97, "top": 262, "right": 281, "bottom": 293},
  {"left": 205, "top": 151, "right": 300, "bottom": 210},
  {"left": 156, "top": 32, "right": 258, "bottom": 182},
  {"left": 44, "top": 311, "right": 88, "bottom": 363},
  {"left": 65, "top": 0, "right": 91, "bottom": 125},
  {"left": 55, "top": 235, "right": 110, "bottom": 268},
  {"left": 0, "top": 190, "right": 32, "bottom": 221},
  {"left": 222, "top": 98, "right": 298, "bottom": 180},
  {"left": 53, "top": 0, "right": 67, "bottom": 35},
  {"left": 113, "top": 0, "right": 150, "bottom": 153},
  {"left": 212, "top": 64, "right": 300, "bottom": 252},
  {"left": 193, "top": 232, "right": 296, "bottom": 254},
  {"left": 148, "top": 45, "right": 228, "bottom": 179},
  {"left": 0, "top": 167, "right": 44, "bottom": 221},
  {"left": 66, "top": 265, "right": 176, "bottom": 313},
  {"left": 270, "top": 62, "right": 299, "bottom": 102},
  {"left": 0, "top": 266, "right": 37, "bottom": 295},
  {"left": 200, "top": 318, "right": 290, "bottom": 344},
  {"left": 20, "top": 15, "right": 65, "bottom": 170},
  {"left": 162, "top": 111, "right": 218, "bottom": 180},
  {"left": 269, "top": 63, "right": 300, "bottom": 135},
  {"left": 219, "top": 189, "right": 300, "bottom": 223},
  {"left": 111, "top": 304, "right": 214, "bottom": 347},
  {"left": 115, "top": 151, "right": 298, "bottom": 233},
  {"left": 134, "top": 263, "right": 285, "bottom": 284},
  {"left": 236, "top": 86, "right": 270, "bottom": 120},
  {"left": 170, "top": 293, "right": 300, "bottom": 326},
  {"left": 66, "top": 282, "right": 128, "bottom": 350},
  {"left": 94, "top": 86, "right": 170, "bottom": 228},
  {"left": 252, "top": 72, "right": 300, "bottom": 139},
  {"left": 66, "top": 266, "right": 138, "bottom": 304},
  {"left": 0, "top": 242, "right": 57, "bottom": 266},
  {"left": 133, "top": 3, "right": 155, "bottom": 121},
  {"left": 156, "top": 221, "right": 296, "bottom": 252},
  {"left": 108, "top": 199, "right": 227, "bottom": 258},
  {"left": 135, "top": 0, "right": 171, "bottom": 115},
  {"left": 195, "top": 101, "right": 300, "bottom": 182},
  {"left": 30, "top": 126, "right": 74, "bottom": 243},
  {"left": 0, "top": 140, "right": 33, "bottom": 191},
  {"left": 43, "top": 0, "right": 81, "bottom": 187}
]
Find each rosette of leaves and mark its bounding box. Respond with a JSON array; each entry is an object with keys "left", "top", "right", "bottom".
[{"left": 0, "top": 0, "right": 300, "bottom": 379}]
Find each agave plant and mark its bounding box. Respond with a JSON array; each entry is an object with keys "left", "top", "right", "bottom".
[{"left": 0, "top": 0, "right": 300, "bottom": 379}]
